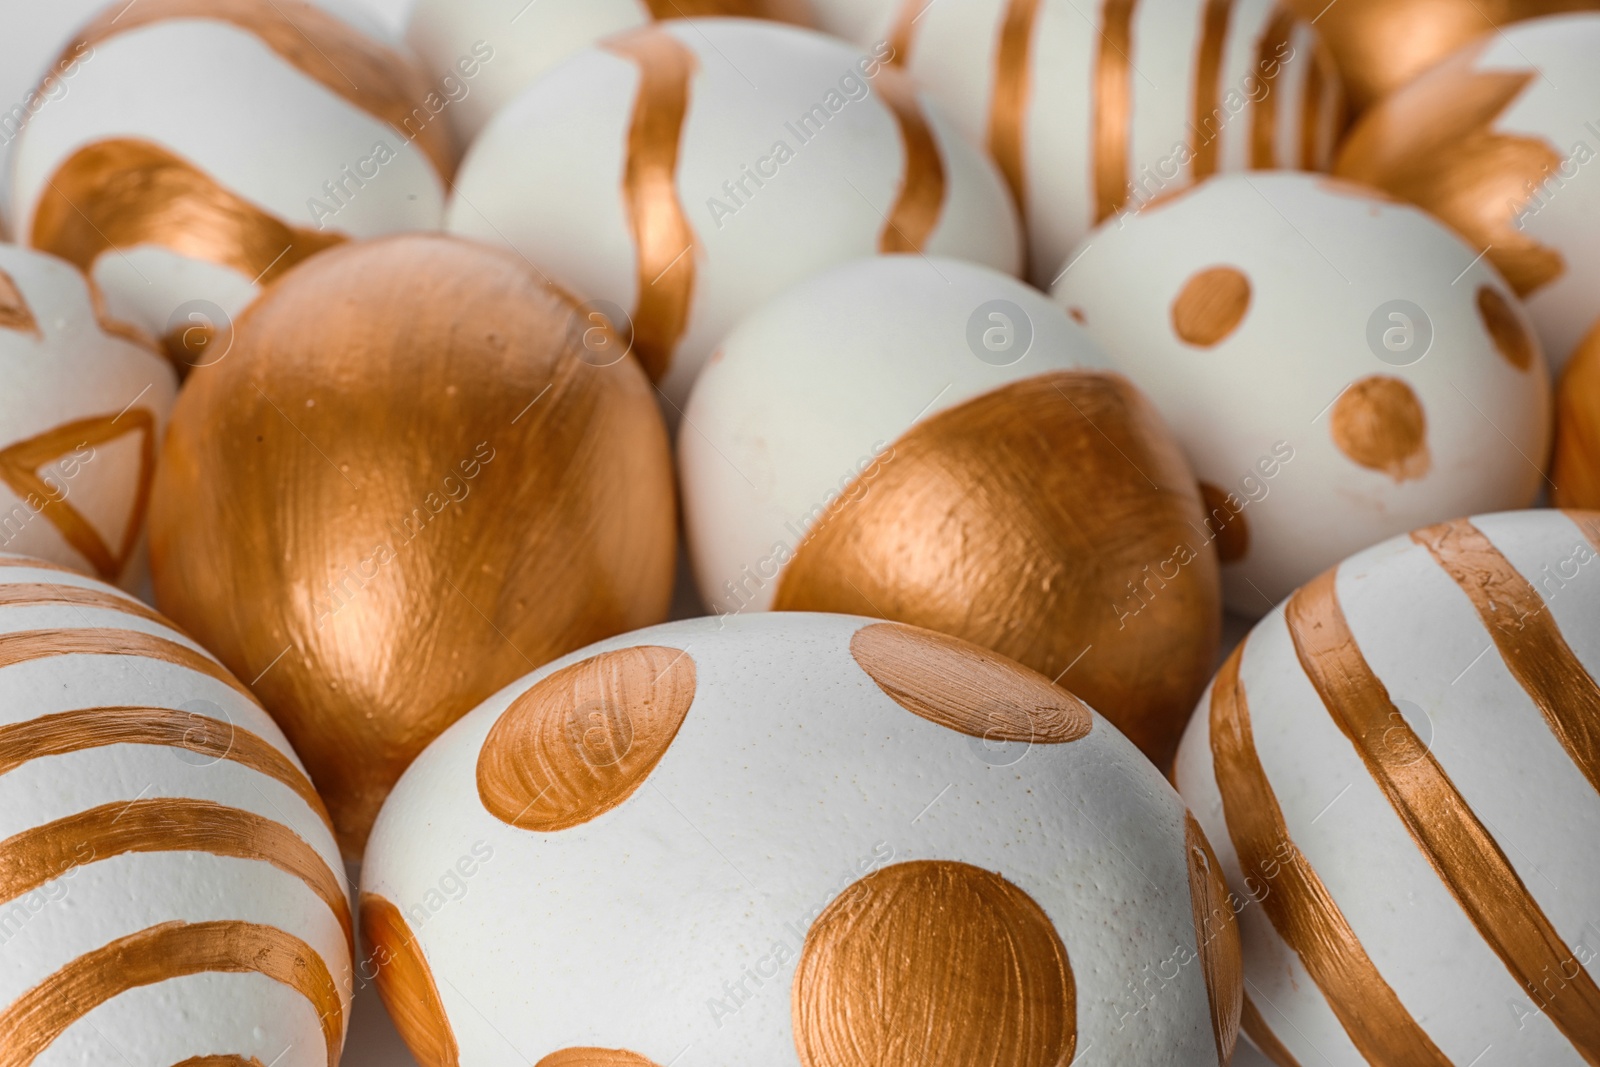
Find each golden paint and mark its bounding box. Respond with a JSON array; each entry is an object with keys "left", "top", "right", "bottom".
[
  {"left": 84, "top": 275, "right": 168, "bottom": 365},
  {"left": 1171, "top": 266, "right": 1252, "bottom": 347},
  {"left": 0, "top": 268, "right": 40, "bottom": 338},
  {"left": 0, "top": 628, "right": 257, "bottom": 704},
  {"left": 32, "top": 139, "right": 347, "bottom": 297},
  {"left": 1335, "top": 51, "right": 1565, "bottom": 297},
  {"left": 1298, "top": 40, "right": 1327, "bottom": 171},
  {"left": 63, "top": 0, "right": 456, "bottom": 178},
  {"left": 1191, "top": 0, "right": 1236, "bottom": 181},
  {"left": 1569, "top": 509, "right": 1600, "bottom": 554},
  {"left": 0, "top": 920, "right": 342, "bottom": 1067},
  {"left": 172, "top": 1058, "right": 266, "bottom": 1067},
  {"left": 774, "top": 370, "right": 1219, "bottom": 772},
  {"left": 792, "top": 861, "right": 1075, "bottom": 1067},
  {"left": 1240, "top": 996, "right": 1302, "bottom": 1067},
  {"left": 987, "top": 0, "right": 1044, "bottom": 217},
  {"left": 640, "top": 0, "right": 809, "bottom": 19},
  {"left": 0, "top": 581, "right": 170, "bottom": 629},
  {"left": 0, "top": 798, "right": 350, "bottom": 947},
  {"left": 1250, "top": 9, "right": 1296, "bottom": 168},
  {"left": 1476, "top": 285, "right": 1536, "bottom": 371},
  {"left": 0, "top": 705, "right": 333, "bottom": 836},
  {"left": 1208, "top": 643, "right": 1453, "bottom": 1063},
  {"left": 849, "top": 621, "right": 1091, "bottom": 744},
  {"left": 876, "top": 66, "right": 948, "bottom": 254},
  {"left": 361, "top": 894, "right": 459, "bottom": 1067},
  {"left": 885, "top": 0, "right": 926, "bottom": 65},
  {"left": 1555, "top": 324, "right": 1600, "bottom": 509},
  {"left": 536, "top": 1051, "right": 663, "bottom": 1067},
  {"left": 1329, "top": 375, "right": 1431, "bottom": 482},
  {"left": 149, "top": 234, "right": 676, "bottom": 853},
  {"left": 1412, "top": 519, "right": 1600, "bottom": 797},
  {"left": 478, "top": 646, "right": 696, "bottom": 832},
  {"left": 601, "top": 29, "right": 699, "bottom": 385},
  {"left": 1287, "top": 570, "right": 1600, "bottom": 1059},
  {"left": 1199, "top": 482, "right": 1250, "bottom": 564},
  {"left": 1184, "top": 813, "right": 1242, "bottom": 1063},
  {"left": 0, "top": 557, "right": 81, "bottom": 576},
  {"left": 1093, "top": 0, "right": 1139, "bottom": 222}
]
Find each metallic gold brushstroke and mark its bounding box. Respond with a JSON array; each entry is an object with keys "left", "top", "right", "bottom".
[
  {"left": 32, "top": 139, "right": 346, "bottom": 295},
  {"left": 849, "top": 621, "right": 1091, "bottom": 743},
  {"left": 1209, "top": 643, "right": 1452, "bottom": 1063},
  {"left": 0, "top": 628, "right": 257, "bottom": 703},
  {"left": 360, "top": 893, "right": 459, "bottom": 1067},
  {"left": 1476, "top": 285, "right": 1535, "bottom": 370},
  {"left": 84, "top": 275, "right": 168, "bottom": 365},
  {"left": 0, "top": 556, "right": 86, "bottom": 577},
  {"left": 1250, "top": 9, "right": 1296, "bottom": 168},
  {"left": 1288, "top": 569, "right": 1600, "bottom": 1063},
  {"left": 0, "top": 581, "right": 169, "bottom": 628},
  {"left": 601, "top": 29, "right": 699, "bottom": 384},
  {"left": 640, "top": 0, "right": 809, "bottom": 19},
  {"left": 1200, "top": 482, "right": 1250, "bottom": 564},
  {"left": 62, "top": 0, "right": 455, "bottom": 178},
  {"left": 0, "top": 920, "right": 342, "bottom": 1067},
  {"left": 536, "top": 1050, "right": 663, "bottom": 1067},
  {"left": 1299, "top": 39, "right": 1327, "bottom": 171},
  {"left": 1412, "top": 518, "right": 1600, "bottom": 797},
  {"left": 1240, "top": 996, "right": 1302, "bottom": 1067},
  {"left": 987, "top": 0, "right": 1044, "bottom": 217},
  {"left": 1191, "top": 0, "right": 1236, "bottom": 180},
  {"left": 0, "top": 705, "right": 332, "bottom": 835},
  {"left": 1093, "top": 0, "right": 1139, "bottom": 221},
  {"left": 876, "top": 67, "right": 948, "bottom": 253},
  {"left": 792, "top": 861, "right": 1075, "bottom": 1067},
  {"left": 774, "top": 371, "right": 1220, "bottom": 770},
  {"left": 1185, "top": 812, "right": 1242, "bottom": 1063},
  {"left": 1171, "top": 266, "right": 1251, "bottom": 347},
  {"left": 885, "top": 0, "right": 926, "bottom": 65},
  {"left": 478, "top": 646, "right": 696, "bottom": 832},
  {"left": 0, "top": 269, "right": 41, "bottom": 338},
  {"left": 1329, "top": 375, "right": 1431, "bottom": 482},
  {"left": 1556, "top": 330, "right": 1600, "bottom": 509}
]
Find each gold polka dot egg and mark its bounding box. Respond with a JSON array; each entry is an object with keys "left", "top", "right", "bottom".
[
  {"left": 0, "top": 556, "right": 351, "bottom": 1064},
  {"left": 361, "top": 612, "right": 1244, "bottom": 1066},
  {"left": 1176, "top": 508, "right": 1600, "bottom": 1065},
  {"left": 1053, "top": 172, "right": 1551, "bottom": 616}
]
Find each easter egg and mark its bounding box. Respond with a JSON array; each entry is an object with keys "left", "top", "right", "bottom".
[
  {"left": 679, "top": 255, "right": 1219, "bottom": 769},
  {"left": 1336, "top": 13, "right": 1600, "bottom": 372},
  {"left": 404, "top": 0, "right": 813, "bottom": 150},
  {"left": 0, "top": 554, "right": 352, "bottom": 1065},
  {"left": 446, "top": 19, "right": 1022, "bottom": 409},
  {"left": 147, "top": 233, "right": 677, "bottom": 854},
  {"left": 0, "top": 244, "right": 176, "bottom": 591},
  {"left": 1555, "top": 321, "right": 1600, "bottom": 508},
  {"left": 802, "top": 0, "right": 1344, "bottom": 285},
  {"left": 361, "top": 612, "right": 1243, "bottom": 1066},
  {"left": 1175, "top": 509, "right": 1600, "bottom": 1065},
  {"left": 1052, "top": 173, "right": 1551, "bottom": 616},
  {"left": 6, "top": 0, "right": 456, "bottom": 367}
]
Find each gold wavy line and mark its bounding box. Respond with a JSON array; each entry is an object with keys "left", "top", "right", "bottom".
[
  {"left": 1093, "top": 0, "right": 1139, "bottom": 221},
  {"left": 0, "top": 581, "right": 169, "bottom": 629},
  {"left": 987, "top": 0, "right": 1043, "bottom": 217},
  {"left": 0, "top": 628, "right": 257, "bottom": 705},
  {"left": 1191, "top": 0, "right": 1234, "bottom": 181}
]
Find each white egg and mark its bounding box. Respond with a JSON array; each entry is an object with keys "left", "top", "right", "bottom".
[
  {"left": 0, "top": 244, "right": 176, "bottom": 592},
  {"left": 5, "top": 0, "right": 454, "bottom": 365},
  {"left": 0, "top": 556, "right": 351, "bottom": 1065},
  {"left": 803, "top": 0, "right": 1343, "bottom": 285},
  {"left": 362, "top": 611, "right": 1242, "bottom": 1066},
  {"left": 1175, "top": 508, "right": 1600, "bottom": 1066},
  {"left": 446, "top": 19, "right": 1022, "bottom": 409},
  {"left": 1053, "top": 172, "right": 1551, "bottom": 616}
]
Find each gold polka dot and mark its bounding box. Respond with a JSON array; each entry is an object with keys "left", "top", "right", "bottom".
[
  {"left": 360, "top": 893, "right": 459, "bottom": 1067},
  {"left": 1330, "top": 375, "right": 1431, "bottom": 482},
  {"left": 1067, "top": 307, "right": 1087, "bottom": 325},
  {"left": 1199, "top": 482, "right": 1250, "bottom": 564},
  {"left": 793, "top": 861, "right": 1076, "bottom": 1067},
  {"left": 850, "top": 622, "right": 1091, "bottom": 744},
  {"left": 1476, "top": 285, "right": 1535, "bottom": 371},
  {"left": 1171, "top": 266, "right": 1251, "bottom": 347},
  {"left": 1185, "top": 814, "right": 1243, "bottom": 1064},
  {"left": 477, "top": 646, "right": 696, "bottom": 832},
  {"left": 536, "top": 1049, "right": 662, "bottom": 1067}
]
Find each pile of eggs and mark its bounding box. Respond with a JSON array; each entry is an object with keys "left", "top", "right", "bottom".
[{"left": 1, "top": 0, "right": 1598, "bottom": 1064}]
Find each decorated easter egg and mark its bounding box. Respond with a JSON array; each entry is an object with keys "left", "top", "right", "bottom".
[
  {"left": 446, "top": 19, "right": 1022, "bottom": 409},
  {"left": 680, "top": 255, "right": 1219, "bottom": 768},
  {"left": 0, "top": 554, "right": 352, "bottom": 1064},
  {"left": 802, "top": 0, "right": 1344, "bottom": 285},
  {"left": 1336, "top": 14, "right": 1600, "bottom": 372},
  {"left": 1053, "top": 173, "right": 1550, "bottom": 616},
  {"left": 147, "top": 234, "right": 676, "bottom": 854},
  {"left": 5, "top": 0, "right": 456, "bottom": 367},
  {"left": 0, "top": 244, "right": 176, "bottom": 591},
  {"left": 1175, "top": 509, "right": 1600, "bottom": 1065},
  {"left": 362, "top": 611, "right": 1242, "bottom": 1066},
  {"left": 1555, "top": 321, "right": 1600, "bottom": 508},
  {"left": 404, "top": 0, "right": 813, "bottom": 150}
]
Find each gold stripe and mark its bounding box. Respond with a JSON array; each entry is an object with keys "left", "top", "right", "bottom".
[
  {"left": 1299, "top": 38, "right": 1326, "bottom": 171},
  {"left": 1209, "top": 643, "right": 1451, "bottom": 1063},
  {"left": 600, "top": 29, "right": 699, "bottom": 385},
  {"left": 0, "top": 628, "right": 257, "bottom": 704},
  {"left": 1190, "top": 0, "right": 1234, "bottom": 180},
  {"left": 876, "top": 68, "right": 948, "bottom": 254},
  {"left": 1093, "top": 0, "right": 1139, "bottom": 221},
  {"left": 0, "top": 582, "right": 169, "bottom": 629},
  {"left": 0, "top": 798, "right": 350, "bottom": 949},
  {"left": 1185, "top": 813, "right": 1242, "bottom": 1063},
  {"left": 360, "top": 893, "right": 459, "bottom": 1067},
  {"left": 172, "top": 1058, "right": 265, "bottom": 1067},
  {"left": 0, "top": 269, "right": 41, "bottom": 338},
  {"left": 987, "top": 0, "right": 1043, "bottom": 217},
  {"left": 0, "top": 920, "right": 342, "bottom": 1067},
  {"left": 885, "top": 0, "right": 926, "bottom": 65},
  {"left": 1240, "top": 996, "right": 1302, "bottom": 1067},
  {"left": 0, "top": 706, "right": 332, "bottom": 836},
  {"left": 1250, "top": 9, "right": 1296, "bottom": 168},
  {"left": 1288, "top": 570, "right": 1600, "bottom": 1063},
  {"left": 0, "top": 558, "right": 81, "bottom": 576},
  {"left": 1566, "top": 510, "right": 1600, "bottom": 556},
  {"left": 1412, "top": 519, "right": 1600, "bottom": 798}
]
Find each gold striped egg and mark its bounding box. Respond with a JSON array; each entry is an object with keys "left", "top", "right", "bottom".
[
  {"left": 147, "top": 234, "right": 677, "bottom": 856},
  {"left": 362, "top": 612, "right": 1242, "bottom": 1066},
  {"left": 0, "top": 554, "right": 351, "bottom": 1066},
  {"left": 1176, "top": 509, "right": 1600, "bottom": 1065},
  {"left": 1555, "top": 321, "right": 1600, "bottom": 508}
]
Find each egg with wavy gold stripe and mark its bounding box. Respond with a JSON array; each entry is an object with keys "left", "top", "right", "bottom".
[
  {"left": 362, "top": 612, "right": 1239, "bottom": 1066},
  {"left": 0, "top": 554, "right": 351, "bottom": 1066}
]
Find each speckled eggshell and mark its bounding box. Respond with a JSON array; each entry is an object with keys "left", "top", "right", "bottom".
[
  {"left": 0, "top": 244, "right": 176, "bottom": 592},
  {"left": 6, "top": 0, "right": 453, "bottom": 363},
  {"left": 362, "top": 611, "right": 1243, "bottom": 1067},
  {"left": 802, "top": 0, "right": 1344, "bottom": 286},
  {"left": 446, "top": 18, "right": 1022, "bottom": 409},
  {"left": 1175, "top": 509, "right": 1600, "bottom": 1065},
  {"left": 1054, "top": 172, "right": 1551, "bottom": 616},
  {"left": 0, "top": 555, "right": 352, "bottom": 1065}
]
